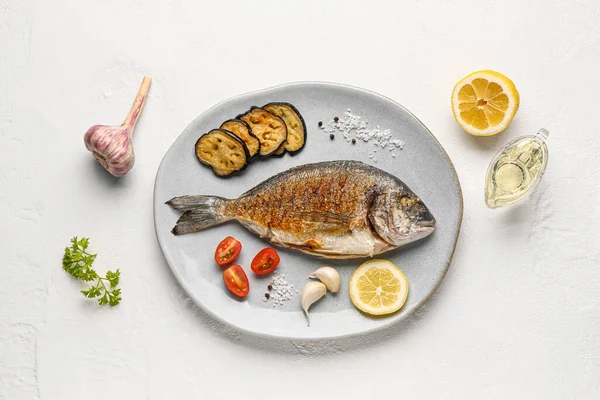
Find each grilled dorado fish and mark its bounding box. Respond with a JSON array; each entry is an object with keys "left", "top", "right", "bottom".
[{"left": 167, "top": 160, "right": 435, "bottom": 259}]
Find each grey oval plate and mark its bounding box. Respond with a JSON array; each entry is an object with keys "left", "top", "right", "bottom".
[{"left": 154, "top": 82, "right": 462, "bottom": 340}]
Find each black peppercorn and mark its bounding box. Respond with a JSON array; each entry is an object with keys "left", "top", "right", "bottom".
[
  {"left": 267, "top": 284, "right": 273, "bottom": 291},
  {"left": 318, "top": 121, "right": 323, "bottom": 127},
  {"left": 352, "top": 138, "right": 356, "bottom": 144},
  {"left": 330, "top": 134, "right": 335, "bottom": 140},
  {"left": 334, "top": 116, "right": 339, "bottom": 122},
  {"left": 265, "top": 293, "right": 270, "bottom": 299}
]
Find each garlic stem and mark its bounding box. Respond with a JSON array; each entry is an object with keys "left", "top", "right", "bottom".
[{"left": 122, "top": 76, "right": 152, "bottom": 131}]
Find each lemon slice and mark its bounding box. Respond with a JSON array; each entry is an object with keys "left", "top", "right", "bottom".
[
  {"left": 451, "top": 70, "right": 520, "bottom": 136},
  {"left": 349, "top": 259, "right": 409, "bottom": 316}
]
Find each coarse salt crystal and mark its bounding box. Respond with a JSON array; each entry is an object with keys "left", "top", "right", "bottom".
[
  {"left": 264, "top": 274, "right": 295, "bottom": 306},
  {"left": 323, "top": 111, "right": 404, "bottom": 154}
]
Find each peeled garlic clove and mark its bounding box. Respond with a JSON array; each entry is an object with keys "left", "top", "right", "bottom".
[
  {"left": 300, "top": 281, "right": 326, "bottom": 327},
  {"left": 84, "top": 76, "right": 151, "bottom": 177},
  {"left": 308, "top": 266, "right": 341, "bottom": 293}
]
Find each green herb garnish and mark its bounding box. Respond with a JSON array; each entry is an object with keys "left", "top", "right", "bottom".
[{"left": 62, "top": 237, "right": 122, "bottom": 306}]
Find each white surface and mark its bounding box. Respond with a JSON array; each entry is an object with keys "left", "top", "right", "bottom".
[{"left": 1, "top": 0, "right": 599, "bottom": 398}]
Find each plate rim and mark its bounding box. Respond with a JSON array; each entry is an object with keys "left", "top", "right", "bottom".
[{"left": 153, "top": 81, "right": 464, "bottom": 341}]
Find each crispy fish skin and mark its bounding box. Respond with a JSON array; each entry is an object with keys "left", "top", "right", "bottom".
[
  {"left": 225, "top": 163, "right": 375, "bottom": 235},
  {"left": 167, "top": 161, "right": 436, "bottom": 259}
]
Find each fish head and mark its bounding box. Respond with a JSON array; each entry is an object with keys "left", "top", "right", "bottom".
[{"left": 368, "top": 190, "right": 436, "bottom": 247}]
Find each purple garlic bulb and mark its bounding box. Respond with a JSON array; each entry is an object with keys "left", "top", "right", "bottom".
[{"left": 84, "top": 76, "right": 151, "bottom": 177}]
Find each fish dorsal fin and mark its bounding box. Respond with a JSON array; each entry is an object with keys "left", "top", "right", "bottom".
[
  {"left": 238, "top": 162, "right": 332, "bottom": 198},
  {"left": 240, "top": 186, "right": 262, "bottom": 198},
  {"left": 289, "top": 211, "right": 352, "bottom": 224}
]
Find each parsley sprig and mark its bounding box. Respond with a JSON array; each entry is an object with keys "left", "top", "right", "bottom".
[{"left": 62, "top": 237, "right": 122, "bottom": 306}]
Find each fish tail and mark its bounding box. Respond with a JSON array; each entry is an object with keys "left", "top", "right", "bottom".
[{"left": 166, "top": 195, "right": 230, "bottom": 235}]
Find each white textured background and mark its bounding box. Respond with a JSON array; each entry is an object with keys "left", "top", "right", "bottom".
[{"left": 1, "top": 0, "right": 599, "bottom": 398}]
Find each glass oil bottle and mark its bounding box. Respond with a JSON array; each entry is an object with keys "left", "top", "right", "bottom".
[{"left": 485, "top": 128, "right": 549, "bottom": 208}]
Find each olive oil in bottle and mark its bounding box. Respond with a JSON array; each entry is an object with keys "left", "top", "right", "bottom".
[{"left": 485, "top": 128, "right": 549, "bottom": 208}]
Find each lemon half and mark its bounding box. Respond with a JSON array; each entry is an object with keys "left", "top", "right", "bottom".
[
  {"left": 451, "top": 70, "right": 520, "bottom": 136},
  {"left": 349, "top": 259, "right": 409, "bottom": 316}
]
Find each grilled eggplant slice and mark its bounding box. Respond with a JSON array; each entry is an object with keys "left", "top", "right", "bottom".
[
  {"left": 220, "top": 119, "right": 260, "bottom": 158},
  {"left": 273, "top": 143, "right": 287, "bottom": 157},
  {"left": 195, "top": 129, "right": 249, "bottom": 176},
  {"left": 238, "top": 107, "right": 287, "bottom": 156},
  {"left": 262, "top": 102, "right": 306, "bottom": 154}
]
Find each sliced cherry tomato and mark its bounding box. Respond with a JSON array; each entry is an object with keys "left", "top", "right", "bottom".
[
  {"left": 250, "top": 248, "right": 280, "bottom": 275},
  {"left": 222, "top": 264, "right": 249, "bottom": 297},
  {"left": 214, "top": 236, "right": 242, "bottom": 266}
]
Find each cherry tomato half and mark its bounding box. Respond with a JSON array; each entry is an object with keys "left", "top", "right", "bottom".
[
  {"left": 214, "top": 236, "right": 242, "bottom": 266},
  {"left": 222, "top": 264, "right": 249, "bottom": 298},
  {"left": 250, "top": 248, "right": 280, "bottom": 275}
]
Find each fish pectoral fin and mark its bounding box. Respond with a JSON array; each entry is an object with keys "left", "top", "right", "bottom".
[
  {"left": 285, "top": 238, "right": 324, "bottom": 250},
  {"left": 290, "top": 245, "right": 370, "bottom": 259},
  {"left": 289, "top": 211, "right": 352, "bottom": 225},
  {"left": 299, "top": 238, "right": 324, "bottom": 249}
]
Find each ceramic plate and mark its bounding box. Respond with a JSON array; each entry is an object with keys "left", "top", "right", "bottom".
[{"left": 154, "top": 82, "right": 462, "bottom": 340}]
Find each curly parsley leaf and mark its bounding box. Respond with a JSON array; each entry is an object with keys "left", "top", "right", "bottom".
[
  {"left": 62, "top": 236, "right": 97, "bottom": 281},
  {"left": 62, "top": 237, "right": 122, "bottom": 307},
  {"left": 105, "top": 269, "right": 120, "bottom": 288},
  {"left": 81, "top": 286, "right": 102, "bottom": 298},
  {"left": 98, "top": 288, "right": 122, "bottom": 307}
]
